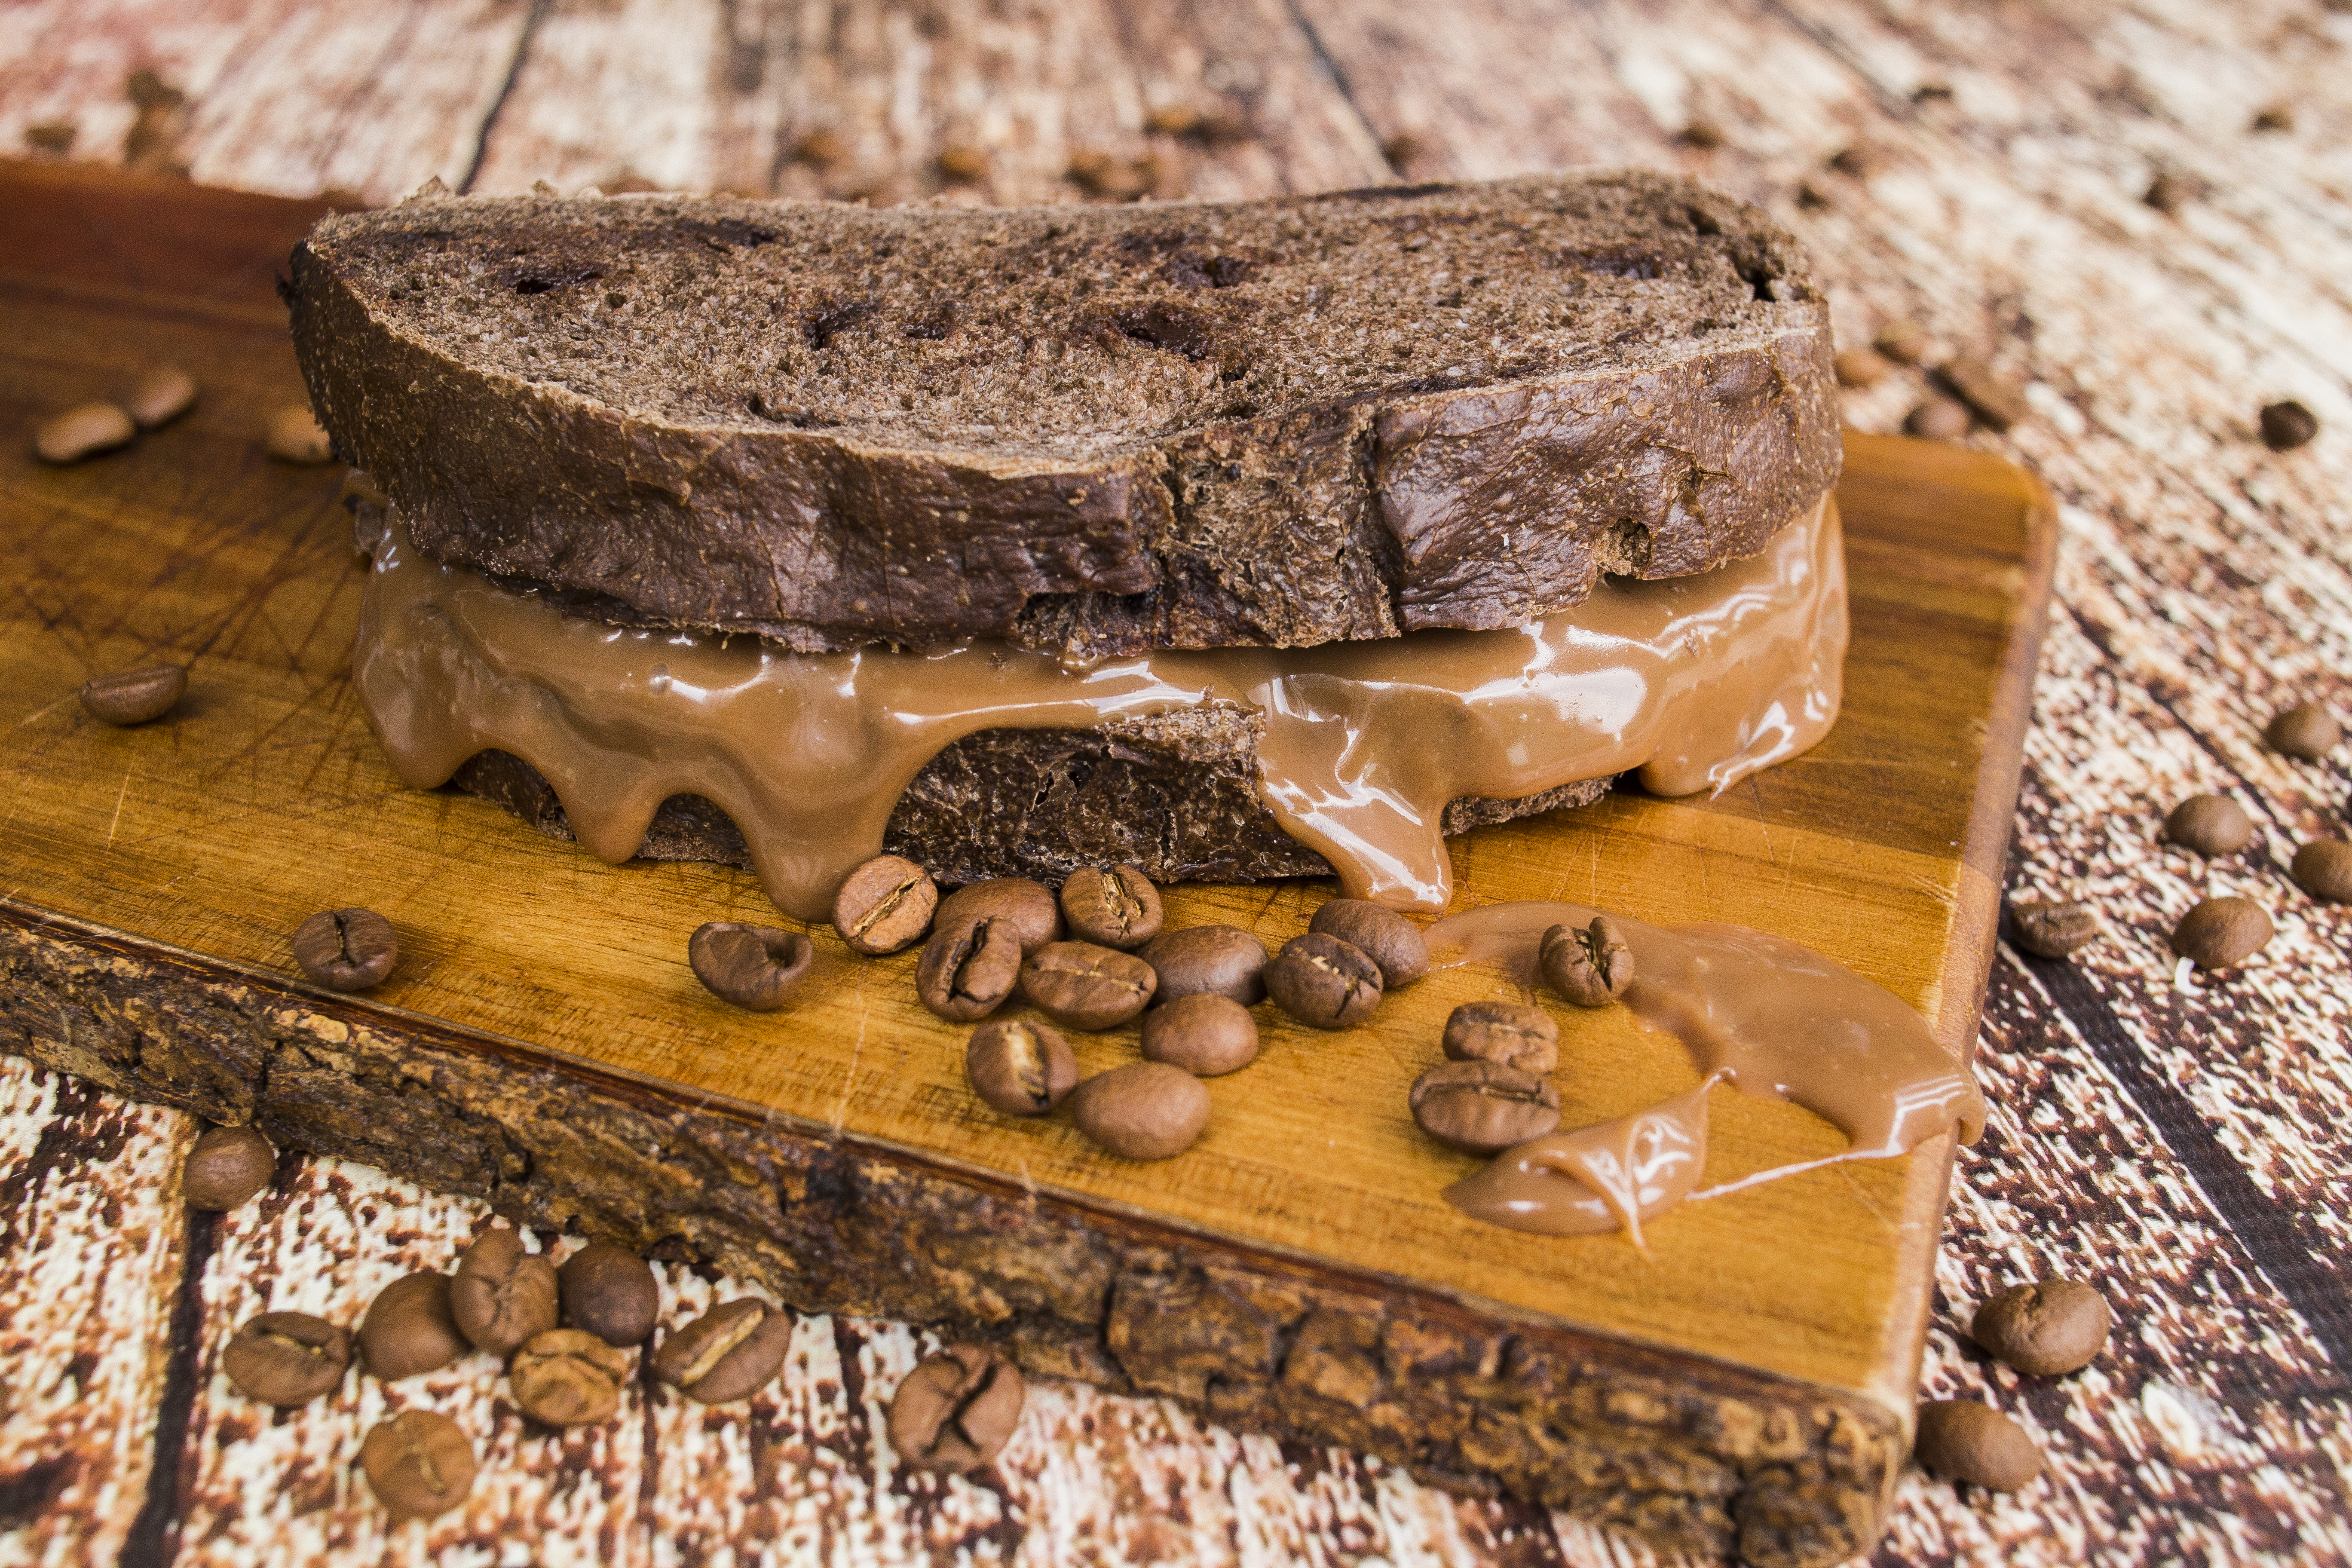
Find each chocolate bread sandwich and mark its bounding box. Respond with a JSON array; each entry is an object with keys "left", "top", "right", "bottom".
[{"left": 288, "top": 170, "right": 1847, "bottom": 918}]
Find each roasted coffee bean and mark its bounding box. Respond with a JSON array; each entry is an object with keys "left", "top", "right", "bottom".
[
  {"left": 1678, "top": 119, "right": 1725, "bottom": 150},
  {"left": 933, "top": 878, "right": 1062, "bottom": 956},
  {"left": 1058, "top": 865, "right": 1163, "bottom": 949},
  {"left": 1442, "top": 1001, "right": 1559, "bottom": 1075},
  {"left": 2251, "top": 104, "right": 2295, "bottom": 133},
  {"left": 1136, "top": 925, "right": 1268, "bottom": 1007},
  {"left": 558, "top": 1242, "right": 659, "bottom": 1346},
  {"left": 266, "top": 403, "right": 334, "bottom": 463},
  {"left": 652, "top": 1299, "right": 792, "bottom": 1403},
  {"left": 222, "top": 1311, "right": 350, "bottom": 1406},
  {"left": 2259, "top": 399, "right": 2318, "bottom": 452},
  {"left": 1020, "top": 940, "right": 1158, "bottom": 1029},
  {"left": 2264, "top": 701, "right": 2338, "bottom": 760},
  {"left": 1263, "top": 933, "right": 1383, "bottom": 1028},
  {"left": 360, "top": 1410, "right": 476, "bottom": 1519},
  {"left": 34, "top": 401, "right": 135, "bottom": 464},
  {"left": 1308, "top": 899, "right": 1430, "bottom": 986},
  {"left": 1936, "top": 356, "right": 2030, "bottom": 432},
  {"left": 689, "top": 921, "right": 813, "bottom": 1010},
  {"left": 1409, "top": 1061, "right": 1561, "bottom": 1154},
  {"left": 2144, "top": 172, "right": 2193, "bottom": 214},
  {"left": 2169, "top": 895, "right": 2273, "bottom": 970},
  {"left": 511, "top": 1329, "right": 632, "bottom": 1425},
  {"left": 1827, "top": 144, "right": 1879, "bottom": 178},
  {"left": 126, "top": 365, "right": 196, "bottom": 429},
  {"left": 2291, "top": 840, "right": 2352, "bottom": 903},
  {"left": 2164, "top": 793, "right": 2253, "bottom": 855},
  {"left": 292, "top": 907, "right": 397, "bottom": 991},
  {"left": 1070, "top": 1063, "right": 1211, "bottom": 1160},
  {"left": 450, "top": 1228, "right": 559, "bottom": 1356},
  {"left": 831, "top": 855, "right": 937, "bottom": 955},
  {"left": 1541, "top": 917, "right": 1633, "bottom": 1007},
  {"left": 359, "top": 1271, "right": 467, "bottom": 1380},
  {"left": 916, "top": 918, "right": 1023, "bottom": 1022},
  {"left": 965, "top": 1018, "right": 1078, "bottom": 1114},
  {"left": 886, "top": 1344, "right": 1026, "bottom": 1473},
  {"left": 2009, "top": 899, "right": 2100, "bottom": 959},
  {"left": 1874, "top": 320, "right": 1929, "bottom": 365},
  {"left": 1139, "top": 993, "right": 1259, "bottom": 1076},
  {"left": 1904, "top": 396, "right": 1971, "bottom": 440},
  {"left": 1833, "top": 348, "right": 1890, "bottom": 388},
  {"left": 80, "top": 664, "right": 186, "bottom": 726},
  {"left": 1913, "top": 1400, "right": 2042, "bottom": 1491},
  {"left": 182, "top": 1124, "right": 275, "bottom": 1210},
  {"left": 1972, "top": 1279, "right": 2110, "bottom": 1376}
]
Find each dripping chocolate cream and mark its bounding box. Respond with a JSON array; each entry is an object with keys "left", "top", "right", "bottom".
[{"left": 353, "top": 492, "right": 1845, "bottom": 921}]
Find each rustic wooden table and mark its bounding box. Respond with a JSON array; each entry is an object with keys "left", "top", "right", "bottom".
[{"left": 2, "top": 1, "right": 2349, "bottom": 1565}]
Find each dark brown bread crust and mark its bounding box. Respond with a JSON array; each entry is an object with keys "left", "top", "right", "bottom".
[
  {"left": 288, "top": 173, "right": 1838, "bottom": 655},
  {"left": 450, "top": 715, "right": 1614, "bottom": 888}
]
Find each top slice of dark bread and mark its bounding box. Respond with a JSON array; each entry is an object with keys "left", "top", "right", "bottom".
[{"left": 289, "top": 171, "right": 1838, "bottom": 655}]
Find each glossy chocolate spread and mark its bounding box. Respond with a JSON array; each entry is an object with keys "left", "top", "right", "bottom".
[
  {"left": 352, "top": 497, "right": 1841, "bottom": 919},
  {"left": 1430, "top": 903, "right": 1987, "bottom": 1241}
]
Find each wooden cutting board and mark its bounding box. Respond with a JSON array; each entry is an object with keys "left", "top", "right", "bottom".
[{"left": 0, "top": 159, "right": 2055, "bottom": 1568}]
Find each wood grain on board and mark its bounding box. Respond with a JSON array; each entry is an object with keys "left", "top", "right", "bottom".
[
  {"left": 0, "top": 153, "right": 2052, "bottom": 1565},
  {"left": 3, "top": 0, "right": 2352, "bottom": 1564}
]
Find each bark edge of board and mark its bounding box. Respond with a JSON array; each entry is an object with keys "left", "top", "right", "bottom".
[{"left": 0, "top": 899, "right": 1898, "bottom": 1568}]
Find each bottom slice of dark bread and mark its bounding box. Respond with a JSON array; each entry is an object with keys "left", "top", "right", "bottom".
[{"left": 450, "top": 704, "right": 1614, "bottom": 890}]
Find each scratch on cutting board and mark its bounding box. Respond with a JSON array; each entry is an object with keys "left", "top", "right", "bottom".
[
  {"left": 832, "top": 966, "right": 871, "bottom": 1134},
  {"left": 9, "top": 695, "right": 73, "bottom": 729},
  {"left": 106, "top": 766, "right": 132, "bottom": 845}
]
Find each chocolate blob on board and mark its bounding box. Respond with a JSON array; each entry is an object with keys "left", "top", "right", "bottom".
[
  {"left": 354, "top": 497, "right": 1844, "bottom": 918},
  {"left": 1428, "top": 902, "right": 1983, "bottom": 1241}
]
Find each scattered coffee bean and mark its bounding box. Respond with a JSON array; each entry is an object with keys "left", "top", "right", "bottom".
[
  {"left": 2144, "top": 172, "right": 2192, "bottom": 214},
  {"left": 689, "top": 921, "right": 814, "bottom": 1011},
  {"left": 2169, "top": 896, "right": 2273, "bottom": 970},
  {"left": 1935, "top": 356, "right": 2030, "bottom": 432},
  {"left": 2258, "top": 399, "right": 2318, "bottom": 452},
  {"left": 2291, "top": 840, "right": 2352, "bottom": 903},
  {"left": 1905, "top": 397, "right": 1971, "bottom": 440},
  {"left": 1307, "top": 899, "right": 1430, "bottom": 986},
  {"left": 1827, "top": 144, "right": 1879, "bottom": 178},
  {"left": 511, "top": 1328, "right": 633, "bottom": 1425},
  {"left": 1263, "top": 933, "right": 1383, "bottom": 1028},
  {"left": 360, "top": 1409, "right": 476, "bottom": 1519},
  {"left": 886, "top": 1344, "right": 1026, "bottom": 1473},
  {"left": 1913, "top": 1400, "right": 2042, "bottom": 1491},
  {"left": 33, "top": 401, "right": 135, "bottom": 464},
  {"left": 2163, "top": 793, "right": 2253, "bottom": 855},
  {"left": 2009, "top": 899, "right": 2100, "bottom": 959},
  {"left": 358, "top": 1270, "right": 467, "bottom": 1380},
  {"left": 2251, "top": 104, "right": 2295, "bottom": 133},
  {"left": 1135, "top": 925, "right": 1267, "bottom": 1007},
  {"left": 916, "top": 917, "right": 1023, "bottom": 1022},
  {"left": 1442, "top": 1001, "right": 1559, "bottom": 1075},
  {"left": 831, "top": 854, "right": 937, "bottom": 955},
  {"left": 1058, "top": 865, "right": 1163, "bottom": 949},
  {"left": 933, "top": 878, "right": 1063, "bottom": 956},
  {"left": 450, "top": 1227, "right": 559, "bottom": 1356},
  {"left": 266, "top": 404, "right": 334, "bottom": 463},
  {"left": 652, "top": 1298, "right": 792, "bottom": 1403},
  {"left": 1972, "top": 1279, "right": 2110, "bottom": 1376},
  {"left": 182, "top": 1124, "right": 275, "bottom": 1210},
  {"left": 1834, "top": 348, "right": 1890, "bottom": 388},
  {"left": 79, "top": 664, "right": 187, "bottom": 726},
  {"left": 292, "top": 907, "right": 397, "bottom": 991},
  {"left": 966, "top": 1018, "right": 1078, "bottom": 1114},
  {"left": 1410, "top": 1060, "right": 1561, "bottom": 1154},
  {"left": 2265, "top": 701, "right": 2338, "bottom": 759},
  {"left": 125, "top": 365, "right": 196, "bottom": 429},
  {"left": 557, "top": 1241, "right": 659, "bottom": 1346},
  {"left": 1541, "top": 917, "right": 1634, "bottom": 1007},
  {"left": 1678, "top": 119, "right": 1725, "bottom": 150},
  {"left": 222, "top": 1311, "right": 350, "bottom": 1406},
  {"left": 1873, "top": 320, "right": 1929, "bottom": 365},
  {"left": 1070, "top": 1063, "right": 1211, "bottom": 1159},
  {"left": 1022, "top": 941, "right": 1156, "bottom": 1029},
  {"left": 1139, "top": 992, "right": 1259, "bottom": 1076}
]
